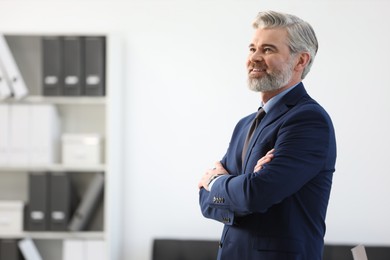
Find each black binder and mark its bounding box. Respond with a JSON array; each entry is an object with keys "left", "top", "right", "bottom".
[
  {"left": 63, "top": 36, "right": 84, "bottom": 96},
  {"left": 0, "top": 239, "right": 23, "bottom": 260},
  {"left": 27, "top": 172, "right": 49, "bottom": 231},
  {"left": 49, "top": 172, "right": 78, "bottom": 231},
  {"left": 42, "top": 36, "right": 63, "bottom": 96},
  {"left": 84, "top": 36, "right": 106, "bottom": 96}
]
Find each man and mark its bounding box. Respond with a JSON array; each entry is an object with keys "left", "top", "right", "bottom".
[{"left": 198, "top": 11, "right": 336, "bottom": 260}]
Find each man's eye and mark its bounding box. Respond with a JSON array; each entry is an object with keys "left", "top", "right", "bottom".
[
  {"left": 264, "top": 47, "right": 273, "bottom": 53},
  {"left": 249, "top": 48, "right": 256, "bottom": 53}
]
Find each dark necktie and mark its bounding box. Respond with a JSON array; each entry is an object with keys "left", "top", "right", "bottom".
[{"left": 242, "top": 108, "right": 266, "bottom": 162}]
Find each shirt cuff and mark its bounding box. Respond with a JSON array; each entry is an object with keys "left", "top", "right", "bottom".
[{"left": 208, "top": 175, "right": 224, "bottom": 190}]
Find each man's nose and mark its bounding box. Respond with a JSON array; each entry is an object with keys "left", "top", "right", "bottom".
[{"left": 249, "top": 50, "right": 264, "bottom": 63}]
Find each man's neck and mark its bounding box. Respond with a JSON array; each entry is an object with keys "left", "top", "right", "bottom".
[{"left": 261, "top": 80, "right": 301, "bottom": 104}]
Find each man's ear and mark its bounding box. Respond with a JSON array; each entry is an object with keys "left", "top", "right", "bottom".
[{"left": 295, "top": 52, "right": 310, "bottom": 71}]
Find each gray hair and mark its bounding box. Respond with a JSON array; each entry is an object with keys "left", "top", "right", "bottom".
[{"left": 252, "top": 11, "right": 318, "bottom": 79}]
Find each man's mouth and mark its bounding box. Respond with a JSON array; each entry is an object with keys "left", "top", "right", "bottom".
[
  {"left": 251, "top": 68, "right": 266, "bottom": 72},
  {"left": 249, "top": 67, "right": 267, "bottom": 76}
]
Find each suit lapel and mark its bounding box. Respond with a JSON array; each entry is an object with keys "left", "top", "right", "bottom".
[{"left": 242, "top": 83, "right": 308, "bottom": 173}]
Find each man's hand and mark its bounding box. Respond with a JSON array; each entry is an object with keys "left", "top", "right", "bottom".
[
  {"left": 198, "top": 150, "right": 274, "bottom": 191},
  {"left": 253, "top": 149, "right": 275, "bottom": 172},
  {"left": 198, "top": 161, "right": 229, "bottom": 191}
]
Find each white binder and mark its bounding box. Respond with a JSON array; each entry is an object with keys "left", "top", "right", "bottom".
[
  {"left": 8, "top": 104, "right": 31, "bottom": 165},
  {"left": 30, "top": 104, "right": 60, "bottom": 165},
  {"left": 351, "top": 244, "right": 368, "bottom": 260},
  {"left": 0, "top": 104, "right": 9, "bottom": 165},
  {"left": 63, "top": 239, "right": 106, "bottom": 260},
  {"left": 18, "top": 238, "right": 43, "bottom": 260},
  {"left": 63, "top": 239, "right": 85, "bottom": 260},
  {"left": 7, "top": 104, "right": 60, "bottom": 166},
  {"left": 0, "top": 61, "right": 12, "bottom": 99},
  {"left": 86, "top": 240, "right": 106, "bottom": 260},
  {"left": 0, "top": 34, "right": 28, "bottom": 99}
]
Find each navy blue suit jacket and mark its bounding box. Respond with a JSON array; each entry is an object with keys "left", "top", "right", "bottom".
[{"left": 199, "top": 83, "right": 336, "bottom": 260}]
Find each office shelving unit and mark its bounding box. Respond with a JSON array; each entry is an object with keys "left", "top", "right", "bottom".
[{"left": 0, "top": 33, "right": 124, "bottom": 260}]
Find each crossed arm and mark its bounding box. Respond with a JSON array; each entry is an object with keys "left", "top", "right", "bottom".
[{"left": 198, "top": 149, "right": 275, "bottom": 191}]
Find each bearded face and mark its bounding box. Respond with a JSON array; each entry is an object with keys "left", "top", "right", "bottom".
[
  {"left": 247, "top": 55, "right": 295, "bottom": 93},
  {"left": 246, "top": 27, "right": 299, "bottom": 93}
]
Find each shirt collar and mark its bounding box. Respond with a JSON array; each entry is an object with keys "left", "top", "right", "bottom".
[{"left": 261, "top": 82, "right": 301, "bottom": 113}]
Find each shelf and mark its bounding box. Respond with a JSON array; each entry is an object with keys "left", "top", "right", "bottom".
[
  {"left": 0, "top": 33, "right": 124, "bottom": 260},
  {"left": 0, "top": 96, "right": 106, "bottom": 105},
  {"left": 0, "top": 164, "right": 106, "bottom": 173},
  {"left": 0, "top": 231, "right": 104, "bottom": 240}
]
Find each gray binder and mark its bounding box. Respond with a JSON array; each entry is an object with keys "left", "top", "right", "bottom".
[
  {"left": 68, "top": 172, "right": 104, "bottom": 231},
  {"left": 49, "top": 172, "right": 78, "bottom": 231},
  {"left": 27, "top": 172, "right": 49, "bottom": 231},
  {"left": 63, "top": 36, "right": 84, "bottom": 96},
  {"left": 42, "top": 36, "right": 63, "bottom": 96},
  {"left": 0, "top": 239, "right": 23, "bottom": 260},
  {"left": 84, "top": 36, "right": 105, "bottom": 96}
]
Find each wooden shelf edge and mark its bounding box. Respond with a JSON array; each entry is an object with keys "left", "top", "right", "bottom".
[
  {"left": 0, "top": 164, "right": 106, "bottom": 172},
  {"left": 0, "top": 96, "right": 106, "bottom": 105},
  {"left": 0, "top": 231, "right": 105, "bottom": 240}
]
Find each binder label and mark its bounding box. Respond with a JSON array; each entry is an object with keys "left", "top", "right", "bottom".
[
  {"left": 44, "top": 76, "right": 58, "bottom": 85},
  {"left": 86, "top": 75, "right": 100, "bottom": 85},
  {"left": 52, "top": 211, "right": 66, "bottom": 220},
  {"left": 65, "top": 75, "right": 79, "bottom": 85},
  {"left": 30, "top": 211, "right": 44, "bottom": 220}
]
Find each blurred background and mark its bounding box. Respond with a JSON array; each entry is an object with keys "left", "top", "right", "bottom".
[{"left": 1, "top": 0, "right": 389, "bottom": 259}]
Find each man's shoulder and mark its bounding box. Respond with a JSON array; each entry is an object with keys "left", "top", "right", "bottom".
[{"left": 237, "top": 111, "right": 257, "bottom": 125}]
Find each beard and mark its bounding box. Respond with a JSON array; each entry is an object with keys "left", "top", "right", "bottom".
[{"left": 247, "top": 58, "right": 295, "bottom": 93}]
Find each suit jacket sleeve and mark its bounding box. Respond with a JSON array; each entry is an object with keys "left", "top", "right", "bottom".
[{"left": 199, "top": 104, "right": 335, "bottom": 223}]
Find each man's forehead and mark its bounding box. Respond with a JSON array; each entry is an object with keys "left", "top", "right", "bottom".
[{"left": 250, "top": 27, "right": 288, "bottom": 45}]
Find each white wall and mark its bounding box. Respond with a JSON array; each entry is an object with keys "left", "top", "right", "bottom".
[{"left": 1, "top": 0, "right": 390, "bottom": 259}]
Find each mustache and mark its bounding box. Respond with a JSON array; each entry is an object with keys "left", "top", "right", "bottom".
[{"left": 248, "top": 63, "right": 267, "bottom": 72}]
